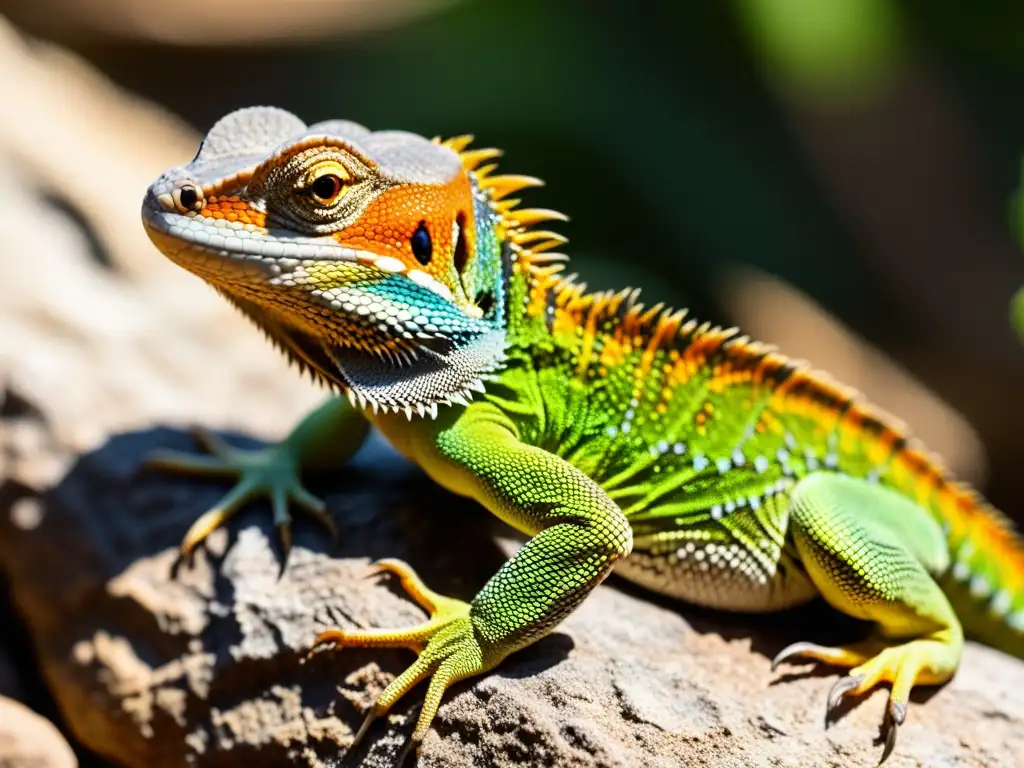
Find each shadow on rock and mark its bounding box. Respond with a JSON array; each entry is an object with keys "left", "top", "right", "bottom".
[
  {"left": 3, "top": 426, "right": 1021, "bottom": 768},
  {"left": 0, "top": 425, "right": 507, "bottom": 767}
]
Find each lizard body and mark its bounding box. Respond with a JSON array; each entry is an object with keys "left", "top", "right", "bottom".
[{"left": 141, "top": 107, "right": 1024, "bottom": 765}]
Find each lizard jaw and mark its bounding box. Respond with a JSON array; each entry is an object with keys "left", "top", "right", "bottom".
[
  {"left": 141, "top": 204, "right": 460, "bottom": 306},
  {"left": 142, "top": 205, "right": 507, "bottom": 420}
]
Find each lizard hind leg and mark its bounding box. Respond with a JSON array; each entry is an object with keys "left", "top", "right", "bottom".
[{"left": 771, "top": 472, "right": 963, "bottom": 766}]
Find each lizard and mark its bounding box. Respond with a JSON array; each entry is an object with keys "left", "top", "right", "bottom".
[{"left": 140, "top": 106, "right": 1024, "bottom": 766}]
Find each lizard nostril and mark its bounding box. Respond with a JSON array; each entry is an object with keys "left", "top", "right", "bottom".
[{"left": 172, "top": 184, "right": 203, "bottom": 213}]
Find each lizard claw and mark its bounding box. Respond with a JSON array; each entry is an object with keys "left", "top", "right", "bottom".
[
  {"left": 345, "top": 706, "right": 419, "bottom": 768},
  {"left": 189, "top": 425, "right": 235, "bottom": 456},
  {"left": 395, "top": 735, "right": 422, "bottom": 767},
  {"left": 351, "top": 706, "right": 378, "bottom": 749},
  {"left": 772, "top": 641, "right": 872, "bottom": 673},
  {"left": 310, "top": 560, "right": 492, "bottom": 764},
  {"left": 878, "top": 701, "right": 904, "bottom": 767},
  {"left": 826, "top": 674, "right": 866, "bottom": 718},
  {"left": 772, "top": 634, "right": 958, "bottom": 767}
]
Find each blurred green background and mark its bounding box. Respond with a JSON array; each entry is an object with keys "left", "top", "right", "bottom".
[{"left": 5, "top": 0, "right": 1024, "bottom": 520}]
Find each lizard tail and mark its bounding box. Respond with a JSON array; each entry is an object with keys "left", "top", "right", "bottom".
[{"left": 890, "top": 445, "right": 1024, "bottom": 659}]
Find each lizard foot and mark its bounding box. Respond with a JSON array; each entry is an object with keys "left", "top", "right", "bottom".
[
  {"left": 311, "top": 559, "right": 489, "bottom": 766},
  {"left": 144, "top": 426, "right": 336, "bottom": 557},
  {"left": 772, "top": 630, "right": 960, "bottom": 766}
]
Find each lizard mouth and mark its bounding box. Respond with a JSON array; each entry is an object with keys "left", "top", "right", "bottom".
[{"left": 141, "top": 203, "right": 460, "bottom": 306}]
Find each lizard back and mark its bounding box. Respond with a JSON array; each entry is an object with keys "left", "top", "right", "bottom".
[{"left": 498, "top": 276, "right": 1024, "bottom": 646}]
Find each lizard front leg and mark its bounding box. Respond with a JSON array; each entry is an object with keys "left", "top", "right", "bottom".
[
  {"left": 145, "top": 398, "right": 370, "bottom": 556},
  {"left": 771, "top": 472, "right": 963, "bottom": 765},
  {"left": 311, "top": 405, "right": 633, "bottom": 763}
]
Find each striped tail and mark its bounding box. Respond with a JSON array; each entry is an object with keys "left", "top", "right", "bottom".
[{"left": 888, "top": 444, "right": 1024, "bottom": 659}]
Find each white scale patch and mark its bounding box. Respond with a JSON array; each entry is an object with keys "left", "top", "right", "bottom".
[
  {"left": 1008, "top": 611, "right": 1024, "bottom": 632},
  {"left": 613, "top": 409, "right": 1024, "bottom": 630},
  {"left": 946, "top": 538, "right": 1024, "bottom": 632},
  {"left": 990, "top": 589, "right": 1012, "bottom": 618}
]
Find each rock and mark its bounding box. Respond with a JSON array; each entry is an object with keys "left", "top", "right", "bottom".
[
  {"left": 1, "top": 421, "right": 1022, "bottom": 768},
  {"left": 0, "top": 423, "right": 500, "bottom": 767},
  {"left": 0, "top": 14, "right": 324, "bottom": 458},
  {"left": 0, "top": 696, "right": 78, "bottom": 768}
]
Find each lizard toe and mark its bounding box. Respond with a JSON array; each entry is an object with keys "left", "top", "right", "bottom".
[
  {"left": 771, "top": 640, "right": 875, "bottom": 672},
  {"left": 773, "top": 632, "right": 959, "bottom": 766},
  {"left": 146, "top": 433, "right": 333, "bottom": 557},
  {"left": 311, "top": 564, "right": 488, "bottom": 764}
]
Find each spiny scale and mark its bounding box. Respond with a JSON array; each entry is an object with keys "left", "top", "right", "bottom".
[
  {"left": 527, "top": 251, "right": 1024, "bottom": 623},
  {"left": 478, "top": 174, "right": 545, "bottom": 200},
  {"left": 443, "top": 135, "right": 576, "bottom": 286},
  {"left": 442, "top": 132, "right": 1014, "bottom": 599},
  {"left": 446, "top": 131, "right": 1024, "bottom": 624},
  {"left": 460, "top": 147, "right": 504, "bottom": 169},
  {"left": 440, "top": 134, "right": 475, "bottom": 152}
]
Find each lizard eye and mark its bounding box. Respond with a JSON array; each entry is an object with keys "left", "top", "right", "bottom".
[
  {"left": 172, "top": 184, "right": 203, "bottom": 213},
  {"left": 311, "top": 174, "right": 343, "bottom": 202},
  {"left": 306, "top": 162, "right": 352, "bottom": 206}
]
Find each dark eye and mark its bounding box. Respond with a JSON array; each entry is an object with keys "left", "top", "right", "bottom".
[
  {"left": 310, "top": 173, "right": 344, "bottom": 203},
  {"left": 411, "top": 221, "right": 432, "bottom": 264},
  {"left": 173, "top": 184, "right": 203, "bottom": 212}
]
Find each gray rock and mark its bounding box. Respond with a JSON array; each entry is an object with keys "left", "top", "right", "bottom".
[
  {"left": 1, "top": 421, "right": 1022, "bottom": 768},
  {"left": 0, "top": 696, "right": 78, "bottom": 768}
]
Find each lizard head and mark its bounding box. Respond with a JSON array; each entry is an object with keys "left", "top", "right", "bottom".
[{"left": 141, "top": 107, "right": 567, "bottom": 417}]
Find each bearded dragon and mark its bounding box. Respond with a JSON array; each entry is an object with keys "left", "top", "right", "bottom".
[{"left": 140, "top": 106, "right": 1024, "bottom": 766}]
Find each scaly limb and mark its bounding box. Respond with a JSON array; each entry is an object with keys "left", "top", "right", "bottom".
[
  {"left": 311, "top": 559, "right": 480, "bottom": 761},
  {"left": 144, "top": 398, "right": 369, "bottom": 557},
  {"left": 310, "top": 405, "right": 633, "bottom": 764},
  {"left": 771, "top": 472, "right": 963, "bottom": 766}
]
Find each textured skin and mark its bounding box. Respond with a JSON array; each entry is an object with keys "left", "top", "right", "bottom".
[{"left": 141, "top": 107, "right": 1024, "bottom": 764}]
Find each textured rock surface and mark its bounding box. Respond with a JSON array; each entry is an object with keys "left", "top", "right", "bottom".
[
  {"left": 1, "top": 419, "right": 1023, "bottom": 768},
  {"left": 0, "top": 696, "right": 78, "bottom": 768}
]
